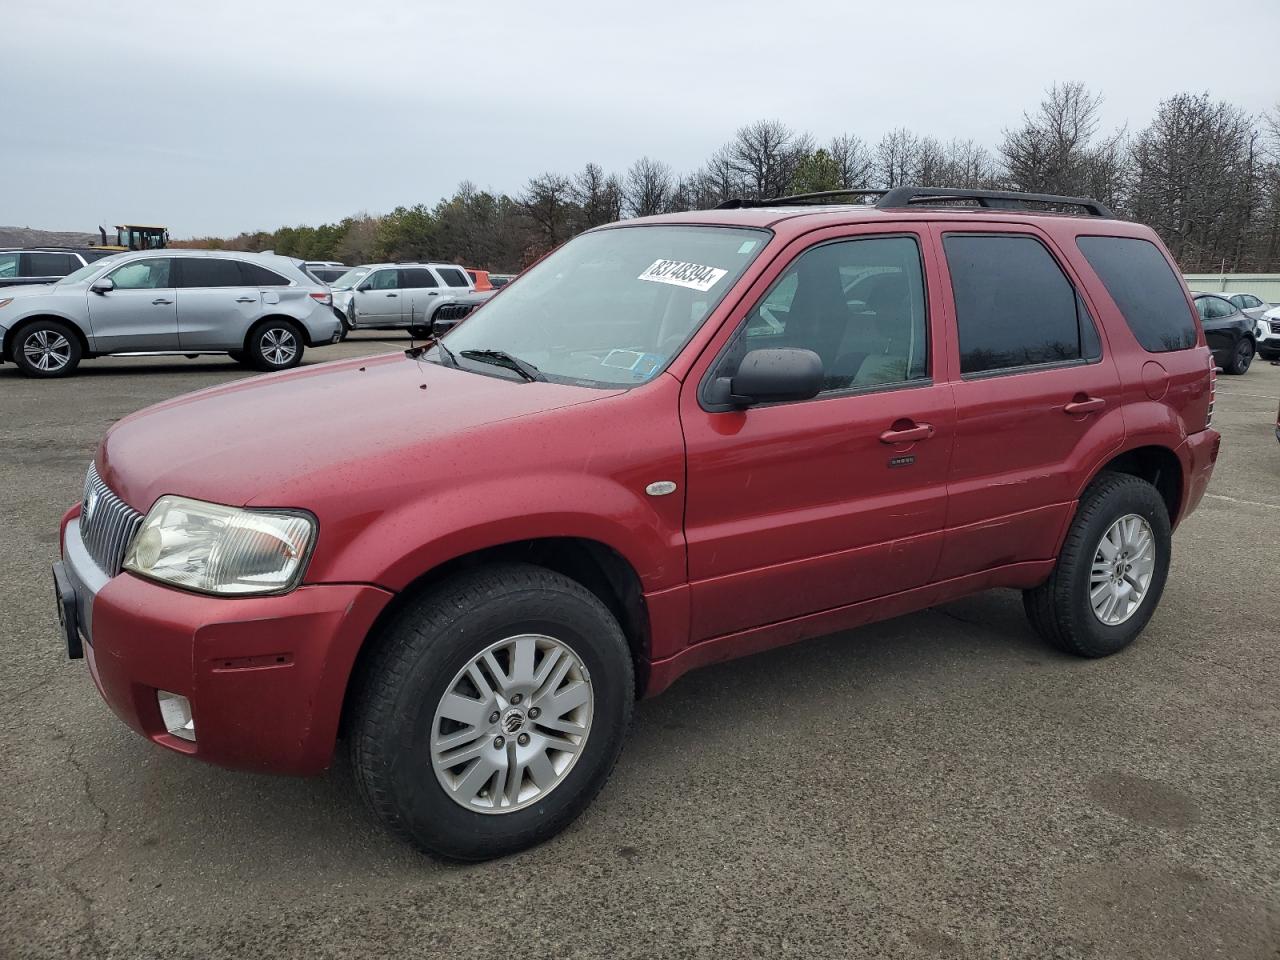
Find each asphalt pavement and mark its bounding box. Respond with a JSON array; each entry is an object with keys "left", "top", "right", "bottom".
[{"left": 2, "top": 334, "right": 1277, "bottom": 959}]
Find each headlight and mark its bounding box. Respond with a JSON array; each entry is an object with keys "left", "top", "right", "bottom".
[{"left": 123, "top": 496, "right": 315, "bottom": 596}]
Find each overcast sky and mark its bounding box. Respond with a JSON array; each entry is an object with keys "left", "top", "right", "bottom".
[{"left": 3, "top": 0, "right": 1277, "bottom": 238}]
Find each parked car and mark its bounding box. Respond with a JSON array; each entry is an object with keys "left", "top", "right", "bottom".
[
  {"left": 466, "top": 269, "right": 495, "bottom": 291},
  {"left": 0, "top": 250, "right": 341, "bottom": 377},
  {"left": 0, "top": 247, "right": 117, "bottom": 288},
  {"left": 331, "top": 261, "right": 493, "bottom": 338},
  {"left": 304, "top": 261, "right": 349, "bottom": 283},
  {"left": 53, "top": 187, "right": 1219, "bottom": 861},
  {"left": 1257, "top": 304, "right": 1280, "bottom": 361},
  {"left": 1225, "top": 292, "right": 1273, "bottom": 323},
  {"left": 489, "top": 273, "right": 516, "bottom": 288},
  {"left": 1192, "top": 292, "right": 1256, "bottom": 374}
]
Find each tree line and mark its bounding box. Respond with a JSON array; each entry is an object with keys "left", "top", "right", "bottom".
[{"left": 176, "top": 84, "right": 1280, "bottom": 274}]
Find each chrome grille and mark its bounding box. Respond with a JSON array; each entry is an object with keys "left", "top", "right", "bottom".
[
  {"left": 79, "top": 464, "right": 144, "bottom": 576},
  {"left": 1270, "top": 320, "right": 1280, "bottom": 335}
]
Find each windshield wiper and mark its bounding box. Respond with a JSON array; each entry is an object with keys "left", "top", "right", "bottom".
[{"left": 459, "top": 349, "right": 545, "bottom": 382}]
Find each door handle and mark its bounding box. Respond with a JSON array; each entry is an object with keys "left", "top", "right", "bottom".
[
  {"left": 428, "top": 291, "right": 439, "bottom": 296},
  {"left": 879, "top": 422, "right": 933, "bottom": 444},
  {"left": 1063, "top": 397, "right": 1106, "bottom": 415},
  {"left": 234, "top": 297, "right": 256, "bottom": 303},
  {"left": 151, "top": 298, "right": 173, "bottom": 305},
  {"left": 386, "top": 293, "right": 398, "bottom": 297}
]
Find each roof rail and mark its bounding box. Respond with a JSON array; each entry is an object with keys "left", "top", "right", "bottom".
[
  {"left": 716, "top": 189, "right": 885, "bottom": 210},
  {"left": 876, "top": 187, "right": 1113, "bottom": 218}
]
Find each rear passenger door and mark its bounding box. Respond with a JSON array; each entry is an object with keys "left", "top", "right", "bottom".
[
  {"left": 401, "top": 267, "right": 442, "bottom": 328},
  {"left": 931, "top": 225, "right": 1124, "bottom": 580},
  {"left": 174, "top": 257, "right": 261, "bottom": 349},
  {"left": 353, "top": 268, "right": 403, "bottom": 324}
]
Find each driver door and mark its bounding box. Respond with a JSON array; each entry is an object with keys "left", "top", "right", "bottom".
[{"left": 86, "top": 256, "right": 179, "bottom": 352}]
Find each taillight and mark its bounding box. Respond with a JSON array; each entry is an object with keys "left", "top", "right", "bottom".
[
  {"left": 310, "top": 290, "right": 332, "bottom": 306},
  {"left": 1206, "top": 350, "right": 1216, "bottom": 429}
]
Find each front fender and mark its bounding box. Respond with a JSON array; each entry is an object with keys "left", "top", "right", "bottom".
[{"left": 306, "top": 471, "right": 687, "bottom": 594}]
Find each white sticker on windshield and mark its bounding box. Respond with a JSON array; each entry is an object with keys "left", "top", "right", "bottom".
[{"left": 638, "top": 259, "right": 728, "bottom": 293}]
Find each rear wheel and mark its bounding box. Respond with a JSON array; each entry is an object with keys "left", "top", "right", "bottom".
[
  {"left": 245, "top": 320, "right": 304, "bottom": 372},
  {"left": 1023, "top": 472, "right": 1171, "bottom": 658},
  {"left": 12, "top": 320, "right": 82, "bottom": 378},
  {"left": 349, "top": 564, "right": 634, "bottom": 860},
  {"left": 1225, "top": 337, "right": 1254, "bottom": 375}
]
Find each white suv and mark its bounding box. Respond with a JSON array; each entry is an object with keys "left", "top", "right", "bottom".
[{"left": 330, "top": 262, "right": 492, "bottom": 338}]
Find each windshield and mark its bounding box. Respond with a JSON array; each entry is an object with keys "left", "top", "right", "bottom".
[
  {"left": 442, "top": 225, "right": 769, "bottom": 386},
  {"left": 57, "top": 254, "right": 125, "bottom": 286},
  {"left": 331, "top": 267, "right": 369, "bottom": 290}
]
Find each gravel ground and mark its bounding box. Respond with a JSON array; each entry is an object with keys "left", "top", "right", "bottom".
[{"left": 1, "top": 334, "right": 1277, "bottom": 959}]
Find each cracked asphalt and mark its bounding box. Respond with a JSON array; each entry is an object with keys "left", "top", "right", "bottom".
[{"left": 2, "top": 334, "right": 1278, "bottom": 959}]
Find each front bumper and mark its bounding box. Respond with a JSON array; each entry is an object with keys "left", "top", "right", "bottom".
[{"left": 59, "top": 513, "right": 393, "bottom": 774}]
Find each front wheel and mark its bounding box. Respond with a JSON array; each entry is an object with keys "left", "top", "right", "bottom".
[
  {"left": 12, "top": 320, "right": 82, "bottom": 378},
  {"left": 1023, "top": 472, "right": 1171, "bottom": 658},
  {"left": 1225, "top": 337, "right": 1254, "bottom": 375},
  {"left": 245, "top": 321, "right": 304, "bottom": 372},
  {"left": 349, "top": 564, "right": 634, "bottom": 860}
]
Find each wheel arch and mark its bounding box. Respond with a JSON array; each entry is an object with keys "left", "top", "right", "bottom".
[
  {"left": 339, "top": 535, "right": 652, "bottom": 737},
  {"left": 1084, "top": 444, "right": 1183, "bottom": 526},
  {"left": 3, "top": 313, "right": 92, "bottom": 362}
]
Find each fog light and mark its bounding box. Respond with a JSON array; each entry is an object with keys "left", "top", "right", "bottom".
[{"left": 157, "top": 691, "right": 196, "bottom": 742}]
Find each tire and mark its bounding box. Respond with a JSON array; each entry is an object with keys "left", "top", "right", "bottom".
[
  {"left": 11, "top": 319, "right": 83, "bottom": 378},
  {"left": 245, "top": 320, "right": 304, "bottom": 372},
  {"left": 1225, "top": 337, "right": 1254, "bottom": 375},
  {"left": 334, "top": 309, "right": 352, "bottom": 342},
  {"left": 348, "top": 563, "right": 634, "bottom": 861},
  {"left": 1023, "top": 472, "right": 1171, "bottom": 658},
  {"left": 408, "top": 325, "right": 431, "bottom": 340}
]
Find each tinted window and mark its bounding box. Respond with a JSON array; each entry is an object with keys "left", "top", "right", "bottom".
[
  {"left": 240, "top": 262, "right": 291, "bottom": 286},
  {"left": 0, "top": 253, "right": 18, "bottom": 279},
  {"left": 1076, "top": 236, "right": 1197, "bottom": 352},
  {"left": 402, "top": 268, "right": 439, "bottom": 289},
  {"left": 80, "top": 249, "right": 115, "bottom": 263},
  {"left": 437, "top": 267, "right": 470, "bottom": 287},
  {"left": 108, "top": 258, "right": 172, "bottom": 289},
  {"left": 367, "top": 269, "right": 400, "bottom": 290},
  {"left": 944, "top": 234, "right": 1092, "bottom": 374},
  {"left": 178, "top": 257, "right": 243, "bottom": 287},
  {"left": 720, "top": 235, "right": 929, "bottom": 393},
  {"left": 23, "top": 252, "right": 78, "bottom": 277}
]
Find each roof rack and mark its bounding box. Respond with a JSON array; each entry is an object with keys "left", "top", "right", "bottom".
[
  {"left": 716, "top": 189, "right": 884, "bottom": 210},
  {"left": 713, "top": 186, "right": 1113, "bottom": 218},
  {"left": 876, "top": 187, "right": 1113, "bottom": 218}
]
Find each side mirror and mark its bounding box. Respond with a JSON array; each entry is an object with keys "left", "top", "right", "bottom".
[
  {"left": 709, "top": 348, "right": 823, "bottom": 407},
  {"left": 90, "top": 277, "right": 114, "bottom": 294}
]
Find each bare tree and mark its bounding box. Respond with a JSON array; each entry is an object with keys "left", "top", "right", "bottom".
[
  {"left": 725, "top": 120, "right": 813, "bottom": 199},
  {"left": 572, "top": 163, "right": 623, "bottom": 229},
  {"left": 875, "top": 128, "right": 922, "bottom": 188},
  {"left": 827, "top": 134, "right": 873, "bottom": 188},
  {"left": 624, "top": 156, "right": 674, "bottom": 217},
  {"left": 1000, "top": 82, "right": 1124, "bottom": 199}
]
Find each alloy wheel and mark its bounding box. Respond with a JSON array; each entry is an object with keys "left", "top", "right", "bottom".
[
  {"left": 261, "top": 327, "right": 297, "bottom": 366},
  {"left": 23, "top": 329, "right": 72, "bottom": 373},
  {"left": 1089, "top": 513, "right": 1156, "bottom": 626},
  {"left": 430, "top": 634, "right": 593, "bottom": 814}
]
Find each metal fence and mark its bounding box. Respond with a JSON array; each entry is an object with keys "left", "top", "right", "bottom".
[{"left": 1183, "top": 274, "right": 1280, "bottom": 303}]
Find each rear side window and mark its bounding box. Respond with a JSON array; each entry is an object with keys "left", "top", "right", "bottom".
[
  {"left": 943, "top": 234, "right": 1099, "bottom": 375},
  {"left": 178, "top": 258, "right": 243, "bottom": 287},
  {"left": 239, "top": 262, "right": 291, "bottom": 286},
  {"left": 1196, "top": 296, "right": 1234, "bottom": 320},
  {"left": 402, "top": 268, "right": 439, "bottom": 289},
  {"left": 23, "top": 252, "right": 78, "bottom": 276},
  {"left": 0, "top": 253, "right": 18, "bottom": 278},
  {"left": 436, "top": 267, "right": 469, "bottom": 287},
  {"left": 1077, "top": 236, "right": 1197, "bottom": 352}
]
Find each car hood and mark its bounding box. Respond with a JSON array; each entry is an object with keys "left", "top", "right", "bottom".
[
  {"left": 0, "top": 282, "right": 59, "bottom": 299},
  {"left": 98, "top": 350, "right": 620, "bottom": 511}
]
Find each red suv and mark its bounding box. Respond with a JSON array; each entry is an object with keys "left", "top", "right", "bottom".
[{"left": 53, "top": 187, "right": 1220, "bottom": 860}]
